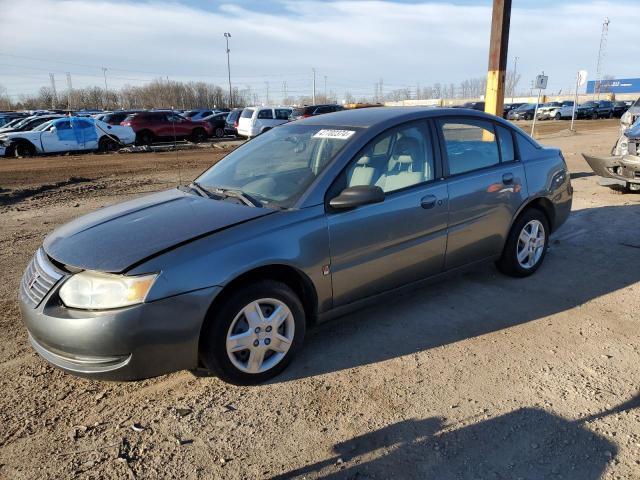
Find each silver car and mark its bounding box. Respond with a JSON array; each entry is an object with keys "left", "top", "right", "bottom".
[{"left": 19, "top": 108, "right": 572, "bottom": 385}]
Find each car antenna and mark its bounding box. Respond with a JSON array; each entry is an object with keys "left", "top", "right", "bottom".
[{"left": 171, "top": 106, "right": 182, "bottom": 186}]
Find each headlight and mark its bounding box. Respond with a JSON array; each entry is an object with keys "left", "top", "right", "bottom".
[{"left": 59, "top": 271, "right": 157, "bottom": 310}]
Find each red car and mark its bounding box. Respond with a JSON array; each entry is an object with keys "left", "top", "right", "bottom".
[{"left": 121, "top": 111, "right": 213, "bottom": 145}]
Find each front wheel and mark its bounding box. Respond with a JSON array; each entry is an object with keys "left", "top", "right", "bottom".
[
  {"left": 554, "top": 112, "right": 561, "bottom": 120},
  {"left": 496, "top": 208, "right": 549, "bottom": 277},
  {"left": 12, "top": 142, "right": 36, "bottom": 158},
  {"left": 200, "top": 280, "right": 306, "bottom": 385}
]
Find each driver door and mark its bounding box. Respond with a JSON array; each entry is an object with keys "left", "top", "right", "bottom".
[
  {"left": 327, "top": 121, "right": 449, "bottom": 307},
  {"left": 40, "top": 119, "right": 76, "bottom": 153}
]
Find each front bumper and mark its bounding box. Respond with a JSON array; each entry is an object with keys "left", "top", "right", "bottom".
[
  {"left": 583, "top": 154, "right": 640, "bottom": 186},
  {"left": 0, "top": 145, "right": 6, "bottom": 157},
  {"left": 20, "top": 281, "right": 221, "bottom": 381}
]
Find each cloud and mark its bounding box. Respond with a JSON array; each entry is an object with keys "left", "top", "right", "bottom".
[{"left": 0, "top": 0, "right": 638, "bottom": 100}]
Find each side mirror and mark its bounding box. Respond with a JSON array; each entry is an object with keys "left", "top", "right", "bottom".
[
  {"left": 329, "top": 185, "right": 385, "bottom": 210},
  {"left": 50, "top": 126, "right": 57, "bottom": 133}
]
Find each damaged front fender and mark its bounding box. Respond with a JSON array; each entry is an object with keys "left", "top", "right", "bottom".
[{"left": 583, "top": 154, "right": 640, "bottom": 190}]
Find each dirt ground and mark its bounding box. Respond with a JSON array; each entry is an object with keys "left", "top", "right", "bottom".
[{"left": 1, "top": 119, "right": 639, "bottom": 479}]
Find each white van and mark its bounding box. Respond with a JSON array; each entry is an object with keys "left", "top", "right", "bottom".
[{"left": 237, "top": 106, "right": 292, "bottom": 138}]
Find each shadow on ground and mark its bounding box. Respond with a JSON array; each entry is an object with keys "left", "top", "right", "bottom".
[
  {"left": 274, "top": 394, "right": 640, "bottom": 480},
  {"left": 279, "top": 203, "right": 640, "bottom": 382}
]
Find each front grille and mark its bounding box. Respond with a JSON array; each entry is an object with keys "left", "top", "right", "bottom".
[{"left": 20, "top": 248, "right": 65, "bottom": 308}]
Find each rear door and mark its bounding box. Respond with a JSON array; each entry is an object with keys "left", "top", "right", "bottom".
[
  {"left": 436, "top": 117, "right": 527, "bottom": 270},
  {"left": 72, "top": 118, "right": 99, "bottom": 150},
  {"left": 327, "top": 120, "right": 449, "bottom": 306}
]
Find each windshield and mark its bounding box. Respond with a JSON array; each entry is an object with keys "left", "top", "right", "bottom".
[
  {"left": 518, "top": 104, "right": 535, "bottom": 110},
  {"left": 183, "top": 111, "right": 198, "bottom": 118},
  {"left": 196, "top": 124, "right": 358, "bottom": 208}
]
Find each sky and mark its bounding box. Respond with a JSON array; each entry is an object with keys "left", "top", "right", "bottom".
[{"left": 0, "top": 0, "right": 638, "bottom": 102}]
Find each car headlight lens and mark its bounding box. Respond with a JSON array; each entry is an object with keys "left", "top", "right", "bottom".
[{"left": 59, "top": 271, "right": 157, "bottom": 310}]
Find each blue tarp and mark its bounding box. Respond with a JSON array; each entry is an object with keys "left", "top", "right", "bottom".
[
  {"left": 54, "top": 117, "right": 98, "bottom": 145},
  {"left": 625, "top": 117, "right": 640, "bottom": 140}
]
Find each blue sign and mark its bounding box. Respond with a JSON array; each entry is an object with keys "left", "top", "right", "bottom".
[{"left": 586, "top": 78, "right": 640, "bottom": 94}]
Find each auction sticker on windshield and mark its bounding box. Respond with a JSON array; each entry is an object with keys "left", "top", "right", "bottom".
[{"left": 312, "top": 129, "right": 356, "bottom": 140}]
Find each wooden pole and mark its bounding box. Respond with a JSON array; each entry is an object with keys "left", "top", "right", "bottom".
[{"left": 484, "top": 0, "right": 512, "bottom": 118}]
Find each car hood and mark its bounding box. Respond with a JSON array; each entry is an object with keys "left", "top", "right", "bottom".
[{"left": 44, "top": 188, "right": 274, "bottom": 273}]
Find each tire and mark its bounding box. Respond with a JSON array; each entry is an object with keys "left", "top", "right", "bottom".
[
  {"left": 191, "top": 128, "right": 207, "bottom": 143},
  {"left": 495, "top": 208, "right": 550, "bottom": 278},
  {"left": 136, "top": 130, "right": 154, "bottom": 146},
  {"left": 200, "top": 280, "right": 306, "bottom": 385},
  {"left": 608, "top": 111, "right": 614, "bottom": 119},
  {"left": 214, "top": 127, "right": 225, "bottom": 138},
  {"left": 554, "top": 112, "right": 561, "bottom": 121},
  {"left": 98, "top": 136, "right": 120, "bottom": 153},
  {"left": 12, "top": 141, "right": 36, "bottom": 158},
  {"left": 525, "top": 113, "right": 532, "bottom": 121},
  {"left": 591, "top": 112, "right": 598, "bottom": 120}
]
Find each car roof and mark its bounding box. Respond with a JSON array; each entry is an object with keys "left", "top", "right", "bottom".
[{"left": 298, "top": 106, "right": 502, "bottom": 128}]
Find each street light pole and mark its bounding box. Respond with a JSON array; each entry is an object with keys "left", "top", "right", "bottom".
[
  {"left": 312, "top": 68, "right": 316, "bottom": 104},
  {"left": 224, "top": 32, "right": 232, "bottom": 108}
]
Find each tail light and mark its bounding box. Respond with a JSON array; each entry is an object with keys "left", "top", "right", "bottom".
[
  {"left": 234, "top": 121, "right": 238, "bottom": 128},
  {"left": 302, "top": 114, "right": 312, "bottom": 118}
]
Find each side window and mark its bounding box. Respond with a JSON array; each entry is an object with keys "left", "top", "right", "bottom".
[
  {"left": 275, "top": 109, "right": 290, "bottom": 120},
  {"left": 346, "top": 123, "right": 435, "bottom": 193},
  {"left": 258, "top": 109, "right": 274, "bottom": 119},
  {"left": 496, "top": 125, "right": 516, "bottom": 162},
  {"left": 439, "top": 119, "right": 500, "bottom": 175},
  {"left": 55, "top": 120, "right": 72, "bottom": 130}
]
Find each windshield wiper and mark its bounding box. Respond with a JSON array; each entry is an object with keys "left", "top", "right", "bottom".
[
  {"left": 210, "top": 187, "right": 263, "bottom": 207},
  {"left": 191, "top": 182, "right": 262, "bottom": 207}
]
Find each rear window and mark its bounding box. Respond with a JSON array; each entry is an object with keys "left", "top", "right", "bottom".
[
  {"left": 241, "top": 108, "right": 254, "bottom": 119},
  {"left": 275, "top": 109, "right": 290, "bottom": 120},
  {"left": 257, "top": 109, "right": 273, "bottom": 119},
  {"left": 291, "top": 108, "right": 305, "bottom": 117}
]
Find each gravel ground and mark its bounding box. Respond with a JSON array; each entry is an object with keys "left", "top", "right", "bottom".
[{"left": 0, "top": 120, "right": 639, "bottom": 479}]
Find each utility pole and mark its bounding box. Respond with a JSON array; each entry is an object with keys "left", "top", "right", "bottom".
[
  {"left": 312, "top": 68, "right": 316, "bottom": 104},
  {"left": 224, "top": 32, "right": 232, "bottom": 107},
  {"left": 282, "top": 81, "right": 287, "bottom": 104},
  {"left": 49, "top": 73, "right": 58, "bottom": 109},
  {"left": 379, "top": 78, "right": 383, "bottom": 103},
  {"left": 66, "top": 72, "right": 72, "bottom": 111},
  {"left": 595, "top": 17, "right": 609, "bottom": 100},
  {"left": 101, "top": 67, "right": 109, "bottom": 110},
  {"left": 510, "top": 55, "right": 519, "bottom": 103},
  {"left": 483, "top": 0, "right": 512, "bottom": 117},
  {"left": 323, "top": 75, "right": 327, "bottom": 101},
  {"left": 265, "top": 81, "right": 270, "bottom": 105}
]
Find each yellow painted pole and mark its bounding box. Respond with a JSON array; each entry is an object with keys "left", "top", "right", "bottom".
[{"left": 484, "top": 0, "right": 512, "bottom": 118}]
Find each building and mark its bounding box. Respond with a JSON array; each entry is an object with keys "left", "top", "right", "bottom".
[{"left": 586, "top": 78, "right": 640, "bottom": 95}]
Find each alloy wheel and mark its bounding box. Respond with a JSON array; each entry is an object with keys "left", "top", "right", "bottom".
[
  {"left": 516, "top": 219, "right": 546, "bottom": 269},
  {"left": 225, "top": 298, "right": 295, "bottom": 374}
]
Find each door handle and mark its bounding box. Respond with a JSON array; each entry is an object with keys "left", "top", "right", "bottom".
[
  {"left": 420, "top": 195, "right": 437, "bottom": 209},
  {"left": 502, "top": 173, "right": 514, "bottom": 184}
]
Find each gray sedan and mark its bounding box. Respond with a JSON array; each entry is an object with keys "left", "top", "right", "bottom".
[{"left": 19, "top": 107, "right": 572, "bottom": 385}]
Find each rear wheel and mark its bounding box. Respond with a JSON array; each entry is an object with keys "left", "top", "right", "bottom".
[
  {"left": 136, "top": 130, "right": 154, "bottom": 146},
  {"left": 214, "top": 127, "right": 225, "bottom": 138},
  {"left": 200, "top": 280, "right": 305, "bottom": 385},
  {"left": 98, "top": 136, "right": 120, "bottom": 153},
  {"left": 554, "top": 112, "right": 561, "bottom": 120},
  {"left": 12, "top": 141, "right": 36, "bottom": 158},
  {"left": 496, "top": 208, "right": 549, "bottom": 277},
  {"left": 191, "top": 128, "right": 207, "bottom": 143},
  {"left": 592, "top": 111, "right": 598, "bottom": 120}
]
